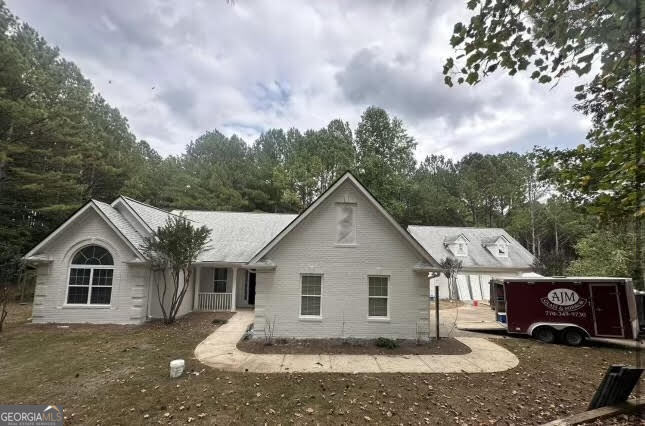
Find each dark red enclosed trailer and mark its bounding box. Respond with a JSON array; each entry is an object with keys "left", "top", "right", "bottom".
[{"left": 491, "top": 277, "right": 639, "bottom": 345}]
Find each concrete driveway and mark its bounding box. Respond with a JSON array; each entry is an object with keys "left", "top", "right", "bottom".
[
  {"left": 194, "top": 310, "right": 519, "bottom": 373},
  {"left": 428, "top": 303, "right": 503, "bottom": 337}
]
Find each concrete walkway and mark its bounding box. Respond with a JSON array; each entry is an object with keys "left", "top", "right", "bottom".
[{"left": 194, "top": 311, "right": 519, "bottom": 373}]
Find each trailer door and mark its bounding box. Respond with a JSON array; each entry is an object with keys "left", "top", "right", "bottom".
[{"left": 590, "top": 284, "right": 624, "bottom": 338}]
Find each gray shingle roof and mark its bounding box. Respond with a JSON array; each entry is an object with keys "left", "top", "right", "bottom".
[
  {"left": 172, "top": 210, "right": 297, "bottom": 263},
  {"left": 407, "top": 226, "right": 535, "bottom": 270},
  {"left": 97, "top": 195, "right": 534, "bottom": 268},
  {"left": 121, "top": 196, "right": 181, "bottom": 231},
  {"left": 93, "top": 200, "right": 147, "bottom": 253}
]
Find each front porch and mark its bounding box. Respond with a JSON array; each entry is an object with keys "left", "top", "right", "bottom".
[{"left": 192, "top": 265, "right": 256, "bottom": 312}]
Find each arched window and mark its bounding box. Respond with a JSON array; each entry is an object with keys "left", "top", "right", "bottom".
[{"left": 67, "top": 245, "right": 114, "bottom": 305}]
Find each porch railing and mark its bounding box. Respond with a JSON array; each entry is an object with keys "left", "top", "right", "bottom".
[{"left": 198, "top": 292, "right": 232, "bottom": 311}]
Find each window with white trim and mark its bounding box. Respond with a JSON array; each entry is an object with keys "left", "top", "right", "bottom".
[
  {"left": 368, "top": 276, "right": 388, "bottom": 317},
  {"left": 213, "top": 268, "right": 227, "bottom": 293},
  {"left": 300, "top": 275, "right": 322, "bottom": 317},
  {"left": 67, "top": 245, "right": 114, "bottom": 305},
  {"left": 452, "top": 240, "right": 468, "bottom": 257}
]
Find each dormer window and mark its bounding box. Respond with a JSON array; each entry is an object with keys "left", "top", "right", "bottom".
[
  {"left": 445, "top": 234, "right": 469, "bottom": 257},
  {"left": 483, "top": 235, "right": 510, "bottom": 258}
]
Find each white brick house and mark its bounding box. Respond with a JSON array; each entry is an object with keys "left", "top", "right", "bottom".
[{"left": 24, "top": 172, "right": 533, "bottom": 338}]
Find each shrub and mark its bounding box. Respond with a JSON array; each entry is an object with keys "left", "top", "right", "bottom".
[{"left": 375, "top": 337, "right": 398, "bottom": 349}]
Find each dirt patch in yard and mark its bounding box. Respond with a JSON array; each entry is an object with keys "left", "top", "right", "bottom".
[
  {"left": 0, "top": 304, "right": 643, "bottom": 425},
  {"left": 2, "top": 301, "right": 32, "bottom": 327},
  {"left": 237, "top": 337, "right": 471, "bottom": 355}
]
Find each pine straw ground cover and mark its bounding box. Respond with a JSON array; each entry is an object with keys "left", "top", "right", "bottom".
[
  {"left": 0, "top": 303, "right": 643, "bottom": 425},
  {"left": 237, "top": 337, "right": 471, "bottom": 355}
]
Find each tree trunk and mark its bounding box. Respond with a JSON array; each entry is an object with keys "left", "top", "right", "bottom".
[
  {"left": 632, "top": 0, "right": 644, "bottom": 290},
  {"left": 155, "top": 269, "right": 169, "bottom": 323},
  {"left": 554, "top": 222, "right": 560, "bottom": 256},
  {"left": 528, "top": 179, "right": 537, "bottom": 255}
]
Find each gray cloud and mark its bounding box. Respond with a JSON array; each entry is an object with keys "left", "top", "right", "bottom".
[
  {"left": 336, "top": 47, "right": 497, "bottom": 124},
  {"left": 6, "top": 0, "right": 589, "bottom": 159},
  {"left": 156, "top": 86, "right": 197, "bottom": 117}
]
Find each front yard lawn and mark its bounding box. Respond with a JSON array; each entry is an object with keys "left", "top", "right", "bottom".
[{"left": 0, "top": 303, "right": 642, "bottom": 425}]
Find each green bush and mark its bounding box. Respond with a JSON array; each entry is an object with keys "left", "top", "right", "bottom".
[{"left": 375, "top": 337, "right": 399, "bottom": 349}]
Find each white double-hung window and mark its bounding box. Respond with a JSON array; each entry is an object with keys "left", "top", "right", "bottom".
[
  {"left": 368, "top": 276, "right": 389, "bottom": 318},
  {"left": 300, "top": 275, "right": 322, "bottom": 318}
]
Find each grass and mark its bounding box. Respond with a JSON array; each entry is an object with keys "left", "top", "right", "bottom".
[{"left": 0, "top": 303, "right": 643, "bottom": 425}]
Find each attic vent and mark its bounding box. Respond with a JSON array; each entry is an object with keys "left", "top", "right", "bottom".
[{"left": 336, "top": 203, "right": 356, "bottom": 245}]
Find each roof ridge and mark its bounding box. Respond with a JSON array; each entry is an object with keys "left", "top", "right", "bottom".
[
  {"left": 408, "top": 225, "right": 506, "bottom": 230},
  {"left": 120, "top": 195, "right": 185, "bottom": 219},
  {"left": 176, "top": 209, "right": 297, "bottom": 215}
]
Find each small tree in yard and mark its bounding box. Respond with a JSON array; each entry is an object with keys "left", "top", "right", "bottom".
[
  {"left": 440, "top": 257, "right": 463, "bottom": 300},
  {"left": 141, "top": 215, "right": 211, "bottom": 324}
]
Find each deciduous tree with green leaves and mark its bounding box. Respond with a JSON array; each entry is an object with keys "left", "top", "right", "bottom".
[
  {"left": 444, "top": 0, "right": 644, "bottom": 287},
  {"left": 141, "top": 215, "right": 211, "bottom": 324},
  {"left": 440, "top": 257, "right": 464, "bottom": 300},
  {"left": 567, "top": 230, "right": 633, "bottom": 277}
]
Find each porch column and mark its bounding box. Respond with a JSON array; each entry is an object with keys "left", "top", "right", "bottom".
[
  {"left": 231, "top": 266, "right": 238, "bottom": 312},
  {"left": 193, "top": 265, "right": 201, "bottom": 311}
]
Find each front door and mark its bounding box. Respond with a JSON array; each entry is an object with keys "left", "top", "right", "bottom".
[
  {"left": 248, "top": 272, "right": 256, "bottom": 305},
  {"left": 591, "top": 284, "right": 624, "bottom": 337}
]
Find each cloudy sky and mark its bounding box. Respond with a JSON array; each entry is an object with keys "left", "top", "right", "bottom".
[{"left": 7, "top": 0, "right": 590, "bottom": 159}]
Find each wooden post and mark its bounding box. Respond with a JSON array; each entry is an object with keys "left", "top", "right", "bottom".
[
  {"left": 428, "top": 277, "right": 432, "bottom": 340},
  {"left": 231, "top": 266, "right": 237, "bottom": 312},
  {"left": 435, "top": 285, "right": 440, "bottom": 340}
]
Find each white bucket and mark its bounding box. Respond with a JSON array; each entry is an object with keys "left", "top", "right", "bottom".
[{"left": 170, "top": 359, "right": 185, "bottom": 378}]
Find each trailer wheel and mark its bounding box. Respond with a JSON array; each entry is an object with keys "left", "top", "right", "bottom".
[
  {"left": 562, "top": 328, "right": 585, "bottom": 346},
  {"left": 533, "top": 326, "right": 556, "bottom": 344}
]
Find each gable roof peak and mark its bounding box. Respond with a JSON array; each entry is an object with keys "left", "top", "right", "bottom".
[
  {"left": 24, "top": 200, "right": 145, "bottom": 261},
  {"left": 443, "top": 233, "right": 470, "bottom": 244},
  {"left": 116, "top": 195, "right": 184, "bottom": 219},
  {"left": 481, "top": 235, "right": 511, "bottom": 245},
  {"left": 249, "top": 171, "right": 438, "bottom": 266}
]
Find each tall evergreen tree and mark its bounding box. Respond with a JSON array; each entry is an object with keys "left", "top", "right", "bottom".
[{"left": 354, "top": 106, "right": 417, "bottom": 220}]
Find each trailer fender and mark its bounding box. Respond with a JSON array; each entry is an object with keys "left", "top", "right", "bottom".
[{"left": 527, "top": 322, "right": 590, "bottom": 337}]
